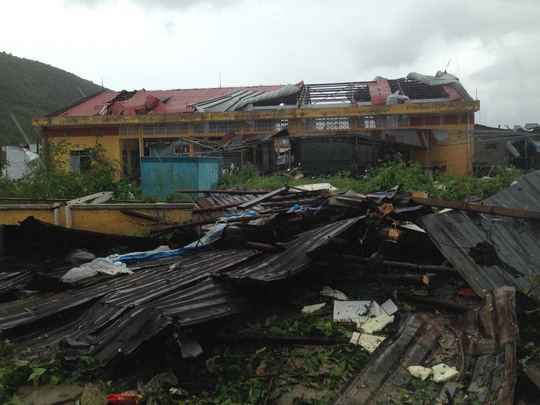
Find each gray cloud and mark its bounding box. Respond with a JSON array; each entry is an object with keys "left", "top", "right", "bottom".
[{"left": 63, "top": 0, "right": 239, "bottom": 11}]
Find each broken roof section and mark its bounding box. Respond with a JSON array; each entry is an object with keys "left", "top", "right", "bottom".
[
  {"left": 50, "top": 72, "right": 472, "bottom": 118},
  {"left": 55, "top": 84, "right": 293, "bottom": 117},
  {"left": 407, "top": 71, "right": 475, "bottom": 102},
  {"left": 419, "top": 169, "right": 540, "bottom": 302},
  {"left": 190, "top": 84, "right": 301, "bottom": 113},
  {"left": 331, "top": 286, "right": 518, "bottom": 404}
]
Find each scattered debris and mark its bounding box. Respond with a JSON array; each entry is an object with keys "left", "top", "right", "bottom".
[
  {"left": 1, "top": 175, "right": 537, "bottom": 404},
  {"left": 320, "top": 286, "right": 348, "bottom": 300},
  {"left": 358, "top": 313, "right": 394, "bottom": 334},
  {"left": 431, "top": 363, "right": 459, "bottom": 383},
  {"left": 180, "top": 335, "right": 203, "bottom": 359},
  {"left": 349, "top": 332, "right": 386, "bottom": 353},
  {"left": 331, "top": 286, "right": 519, "bottom": 404},
  {"left": 301, "top": 303, "right": 326, "bottom": 314},
  {"left": 407, "top": 365, "right": 432, "bottom": 381}
]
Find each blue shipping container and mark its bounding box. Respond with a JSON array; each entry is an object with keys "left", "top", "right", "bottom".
[{"left": 141, "top": 156, "right": 222, "bottom": 198}]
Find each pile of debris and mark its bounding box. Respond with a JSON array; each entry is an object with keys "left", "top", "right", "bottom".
[{"left": 0, "top": 171, "right": 539, "bottom": 404}]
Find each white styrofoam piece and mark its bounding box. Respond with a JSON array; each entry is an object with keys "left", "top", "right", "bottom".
[
  {"left": 431, "top": 363, "right": 459, "bottom": 383},
  {"left": 407, "top": 365, "right": 432, "bottom": 381},
  {"left": 301, "top": 303, "right": 326, "bottom": 314},
  {"left": 349, "top": 332, "right": 386, "bottom": 353},
  {"left": 334, "top": 300, "right": 380, "bottom": 322},
  {"left": 380, "top": 299, "right": 398, "bottom": 316},
  {"left": 358, "top": 314, "right": 394, "bottom": 334}
]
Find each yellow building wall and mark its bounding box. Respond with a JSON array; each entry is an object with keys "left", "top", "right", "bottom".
[
  {"left": 70, "top": 206, "right": 193, "bottom": 234},
  {"left": 0, "top": 204, "right": 193, "bottom": 235},
  {"left": 48, "top": 135, "right": 122, "bottom": 173},
  {"left": 38, "top": 101, "right": 480, "bottom": 179},
  {"left": 409, "top": 126, "right": 472, "bottom": 178},
  {"left": 0, "top": 206, "right": 57, "bottom": 224}
]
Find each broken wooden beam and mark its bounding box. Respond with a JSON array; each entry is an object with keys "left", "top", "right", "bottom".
[
  {"left": 400, "top": 294, "right": 473, "bottom": 313},
  {"left": 150, "top": 214, "right": 276, "bottom": 236},
  {"left": 411, "top": 196, "right": 540, "bottom": 220},
  {"left": 237, "top": 186, "right": 290, "bottom": 210},
  {"left": 314, "top": 253, "right": 458, "bottom": 274},
  {"left": 168, "top": 189, "right": 271, "bottom": 194},
  {"left": 246, "top": 242, "right": 284, "bottom": 252}
]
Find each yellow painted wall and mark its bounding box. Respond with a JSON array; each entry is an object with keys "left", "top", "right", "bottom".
[
  {"left": 0, "top": 204, "right": 193, "bottom": 235},
  {"left": 409, "top": 125, "right": 472, "bottom": 178},
  {"left": 0, "top": 207, "right": 57, "bottom": 224},
  {"left": 70, "top": 207, "right": 192, "bottom": 234},
  {"left": 38, "top": 101, "right": 480, "bottom": 179},
  {"left": 48, "top": 135, "right": 122, "bottom": 173}
]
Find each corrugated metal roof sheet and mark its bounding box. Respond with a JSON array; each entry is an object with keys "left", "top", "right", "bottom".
[
  {"left": 190, "top": 84, "right": 301, "bottom": 113},
  {"left": 225, "top": 217, "right": 362, "bottom": 283},
  {"left": 2, "top": 249, "right": 260, "bottom": 364},
  {"left": 419, "top": 170, "right": 540, "bottom": 302},
  {"left": 331, "top": 286, "right": 518, "bottom": 404},
  {"left": 407, "top": 72, "right": 474, "bottom": 102},
  {"left": 59, "top": 85, "right": 288, "bottom": 117},
  {"left": 55, "top": 75, "right": 470, "bottom": 117},
  {"left": 0, "top": 271, "right": 32, "bottom": 297}
]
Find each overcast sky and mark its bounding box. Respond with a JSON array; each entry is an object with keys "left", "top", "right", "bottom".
[{"left": 2, "top": 0, "right": 539, "bottom": 127}]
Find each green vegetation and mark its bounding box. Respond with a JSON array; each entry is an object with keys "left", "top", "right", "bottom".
[
  {"left": 220, "top": 159, "right": 522, "bottom": 201},
  {"left": 0, "top": 338, "right": 75, "bottom": 403},
  {"left": 0, "top": 52, "right": 106, "bottom": 145},
  {"left": 0, "top": 151, "right": 521, "bottom": 202},
  {"left": 0, "top": 138, "right": 136, "bottom": 200},
  {"left": 263, "top": 314, "right": 354, "bottom": 339},
  {"left": 169, "top": 314, "right": 368, "bottom": 404}
]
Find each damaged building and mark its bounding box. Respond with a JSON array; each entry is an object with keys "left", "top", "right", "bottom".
[
  {"left": 0, "top": 170, "right": 539, "bottom": 403},
  {"left": 473, "top": 123, "right": 540, "bottom": 175},
  {"left": 32, "top": 71, "right": 479, "bottom": 179}
]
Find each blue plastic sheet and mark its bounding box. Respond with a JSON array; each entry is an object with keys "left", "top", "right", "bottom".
[
  {"left": 286, "top": 204, "right": 322, "bottom": 214},
  {"left": 109, "top": 222, "right": 227, "bottom": 264}
]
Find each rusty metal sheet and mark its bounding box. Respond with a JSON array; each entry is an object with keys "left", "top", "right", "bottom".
[
  {"left": 418, "top": 170, "right": 540, "bottom": 302},
  {"left": 331, "top": 286, "right": 518, "bottom": 404},
  {"left": 190, "top": 192, "right": 264, "bottom": 222}
]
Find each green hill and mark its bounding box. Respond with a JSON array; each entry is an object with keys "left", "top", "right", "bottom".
[{"left": 0, "top": 52, "right": 106, "bottom": 145}]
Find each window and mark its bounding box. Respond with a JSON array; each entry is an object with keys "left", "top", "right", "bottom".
[
  {"left": 302, "top": 117, "right": 350, "bottom": 130},
  {"left": 194, "top": 121, "right": 240, "bottom": 133},
  {"left": 245, "top": 119, "right": 290, "bottom": 132},
  {"left": 143, "top": 123, "right": 187, "bottom": 135},
  {"left": 69, "top": 150, "right": 92, "bottom": 173},
  {"left": 119, "top": 125, "right": 138, "bottom": 135}
]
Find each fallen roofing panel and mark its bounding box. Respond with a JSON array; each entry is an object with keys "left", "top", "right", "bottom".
[
  {"left": 0, "top": 271, "right": 32, "bottom": 297},
  {"left": 331, "top": 286, "right": 518, "bottom": 404},
  {"left": 1, "top": 249, "right": 260, "bottom": 365},
  {"left": 224, "top": 216, "right": 362, "bottom": 283},
  {"left": 419, "top": 170, "right": 540, "bottom": 302}
]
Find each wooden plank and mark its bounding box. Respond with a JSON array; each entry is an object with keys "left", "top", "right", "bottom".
[
  {"left": 237, "top": 186, "right": 289, "bottom": 210},
  {"left": 411, "top": 196, "right": 540, "bottom": 220}
]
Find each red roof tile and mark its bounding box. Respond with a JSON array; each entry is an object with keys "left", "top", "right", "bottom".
[
  {"left": 60, "top": 85, "right": 293, "bottom": 117},
  {"left": 59, "top": 92, "right": 119, "bottom": 117}
]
